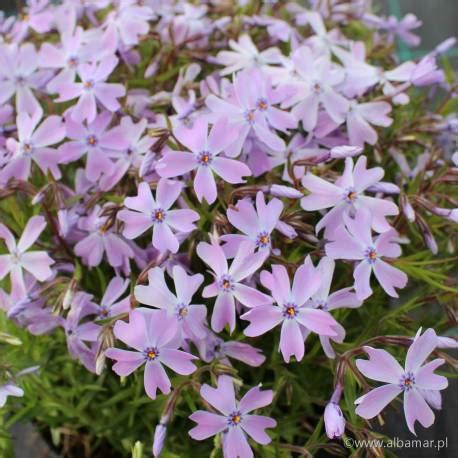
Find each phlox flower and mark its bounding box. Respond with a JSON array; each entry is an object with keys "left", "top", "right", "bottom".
[
  {"left": 64, "top": 292, "right": 101, "bottom": 373},
  {"left": 282, "top": 46, "right": 349, "bottom": 132},
  {"left": 215, "top": 33, "right": 283, "bottom": 76},
  {"left": 0, "top": 42, "right": 48, "bottom": 115},
  {"left": 74, "top": 205, "right": 134, "bottom": 268},
  {"left": 355, "top": 328, "right": 448, "bottom": 435},
  {"left": 307, "top": 257, "right": 362, "bottom": 358},
  {"left": 0, "top": 216, "right": 54, "bottom": 298},
  {"left": 11, "top": 0, "right": 53, "bottom": 41},
  {"left": 96, "top": 276, "right": 131, "bottom": 320},
  {"left": 195, "top": 330, "right": 266, "bottom": 368},
  {"left": 118, "top": 180, "right": 199, "bottom": 254},
  {"left": 99, "top": 116, "right": 157, "bottom": 190},
  {"left": 56, "top": 56, "right": 125, "bottom": 123},
  {"left": 59, "top": 111, "right": 129, "bottom": 182},
  {"left": 300, "top": 155, "right": 399, "bottom": 236},
  {"left": 189, "top": 375, "right": 276, "bottom": 458},
  {"left": 241, "top": 258, "right": 339, "bottom": 363},
  {"left": 196, "top": 241, "right": 271, "bottom": 333},
  {"left": 0, "top": 382, "right": 24, "bottom": 407},
  {"left": 105, "top": 308, "right": 198, "bottom": 399},
  {"left": 206, "top": 67, "right": 296, "bottom": 155},
  {"left": 221, "top": 191, "right": 284, "bottom": 258},
  {"left": 325, "top": 209, "right": 408, "bottom": 300},
  {"left": 157, "top": 118, "right": 251, "bottom": 204},
  {"left": 104, "top": 0, "right": 154, "bottom": 47},
  {"left": 4, "top": 111, "right": 65, "bottom": 182},
  {"left": 346, "top": 100, "right": 393, "bottom": 146},
  {"left": 134, "top": 265, "right": 207, "bottom": 341}
]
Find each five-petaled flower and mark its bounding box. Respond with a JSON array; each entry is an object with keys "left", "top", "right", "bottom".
[
  {"left": 106, "top": 309, "right": 198, "bottom": 399},
  {"left": 189, "top": 375, "right": 276, "bottom": 458},
  {"left": 118, "top": 180, "right": 199, "bottom": 254},
  {"left": 355, "top": 328, "right": 448, "bottom": 435}
]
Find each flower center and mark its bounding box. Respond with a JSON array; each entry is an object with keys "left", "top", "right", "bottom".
[
  {"left": 256, "top": 97, "right": 268, "bottom": 111},
  {"left": 227, "top": 411, "right": 242, "bottom": 427},
  {"left": 21, "top": 142, "right": 33, "bottom": 155},
  {"left": 175, "top": 303, "right": 189, "bottom": 320},
  {"left": 343, "top": 187, "right": 358, "bottom": 203},
  {"left": 99, "top": 306, "right": 110, "bottom": 318},
  {"left": 399, "top": 372, "right": 416, "bottom": 391},
  {"left": 87, "top": 135, "right": 98, "bottom": 146},
  {"left": 283, "top": 302, "right": 298, "bottom": 319},
  {"left": 365, "top": 247, "right": 377, "bottom": 264},
  {"left": 144, "top": 347, "right": 160, "bottom": 361},
  {"left": 197, "top": 151, "right": 212, "bottom": 166},
  {"left": 313, "top": 82, "right": 322, "bottom": 94},
  {"left": 67, "top": 56, "right": 79, "bottom": 68},
  {"left": 256, "top": 231, "right": 270, "bottom": 248},
  {"left": 219, "top": 274, "right": 234, "bottom": 292},
  {"left": 244, "top": 109, "right": 256, "bottom": 125},
  {"left": 84, "top": 80, "right": 95, "bottom": 90},
  {"left": 152, "top": 208, "right": 166, "bottom": 223}
]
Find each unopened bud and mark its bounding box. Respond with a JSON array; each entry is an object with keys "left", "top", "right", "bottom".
[
  {"left": 400, "top": 194, "right": 416, "bottom": 222},
  {"left": 330, "top": 145, "right": 363, "bottom": 159},
  {"left": 367, "top": 182, "right": 400, "bottom": 194},
  {"left": 324, "top": 384, "right": 345, "bottom": 439},
  {"left": 62, "top": 279, "right": 78, "bottom": 310},
  {"left": 268, "top": 184, "right": 303, "bottom": 199},
  {"left": 152, "top": 424, "right": 167, "bottom": 457}
]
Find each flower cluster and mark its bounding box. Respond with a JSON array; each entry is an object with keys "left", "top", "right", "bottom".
[{"left": 0, "top": 1, "right": 457, "bottom": 457}]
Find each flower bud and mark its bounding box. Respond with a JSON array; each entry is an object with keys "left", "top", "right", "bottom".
[
  {"left": 400, "top": 194, "right": 416, "bottom": 222},
  {"left": 324, "top": 402, "right": 345, "bottom": 439},
  {"left": 269, "top": 184, "right": 303, "bottom": 199},
  {"left": 324, "top": 385, "right": 345, "bottom": 439},
  {"left": 152, "top": 423, "right": 167, "bottom": 457},
  {"left": 330, "top": 145, "right": 363, "bottom": 159}
]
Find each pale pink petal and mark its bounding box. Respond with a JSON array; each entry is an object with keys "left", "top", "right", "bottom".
[
  {"left": 20, "top": 251, "right": 54, "bottom": 281},
  {"left": 355, "top": 384, "right": 401, "bottom": 419},
  {"left": 239, "top": 387, "right": 273, "bottom": 414},
  {"left": 144, "top": 361, "right": 171, "bottom": 399},
  {"left": 105, "top": 348, "right": 144, "bottom": 376},
  {"left": 188, "top": 411, "right": 227, "bottom": 440},
  {"left": 356, "top": 346, "right": 404, "bottom": 384},
  {"left": 373, "top": 259, "right": 408, "bottom": 298},
  {"left": 405, "top": 328, "right": 438, "bottom": 373},
  {"left": 17, "top": 215, "right": 46, "bottom": 252},
  {"left": 415, "top": 359, "right": 448, "bottom": 390},
  {"left": 200, "top": 375, "right": 236, "bottom": 415},
  {"left": 211, "top": 293, "right": 236, "bottom": 333},
  {"left": 280, "top": 319, "right": 304, "bottom": 362},
  {"left": 153, "top": 223, "right": 179, "bottom": 253},
  {"left": 194, "top": 166, "right": 217, "bottom": 204},
  {"left": 403, "top": 388, "right": 434, "bottom": 435},
  {"left": 196, "top": 242, "right": 228, "bottom": 277},
  {"left": 353, "top": 261, "right": 373, "bottom": 300},
  {"left": 242, "top": 415, "right": 276, "bottom": 445},
  {"left": 160, "top": 348, "right": 197, "bottom": 375}
]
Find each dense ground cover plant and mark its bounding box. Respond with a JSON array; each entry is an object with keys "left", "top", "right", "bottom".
[{"left": 0, "top": 0, "right": 457, "bottom": 457}]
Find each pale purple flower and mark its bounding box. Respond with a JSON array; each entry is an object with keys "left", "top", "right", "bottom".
[
  {"left": 301, "top": 156, "right": 399, "bottom": 236},
  {"left": 206, "top": 67, "right": 296, "bottom": 155},
  {"left": 324, "top": 385, "right": 345, "bottom": 439},
  {"left": 59, "top": 111, "right": 129, "bottom": 182},
  {"left": 157, "top": 118, "right": 251, "bottom": 204},
  {"left": 134, "top": 265, "right": 207, "bottom": 341},
  {"left": 0, "top": 216, "right": 54, "bottom": 298},
  {"left": 96, "top": 277, "right": 130, "bottom": 320},
  {"left": 241, "top": 258, "right": 339, "bottom": 363},
  {"left": 283, "top": 46, "right": 349, "bottom": 132},
  {"left": 221, "top": 191, "right": 284, "bottom": 258},
  {"left": 40, "top": 24, "right": 117, "bottom": 93},
  {"left": 325, "top": 209, "right": 408, "bottom": 300},
  {"left": 189, "top": 375, "right": 276, "bottom": 457},
  {"left": 105, "top": 308, "right": 198, "bottom": 399},
  {"left": 74, "top": 205, "right": 134, "bottom": 268},
  {"left": 355, "top": 328, "right": 448, "bottom": 435},
  {"left": 307, "top": 257, "right": 362, "bottom": 358},
  {"left": 3, "top": 111, "right": 65, "bottom": 182},
  {"left": 64, "top": 292, "right": 101, "bottom": 373},
  {"left": 11, "top": 0, "right": 53, "bottom": 41},
  {"left": 0, "top": 42, "right": 48, "bottom": 115},
  {"left": 104, "top": 0, "right": 154, "bottom": 47},
  {"left": 197, "top": 241, "right": 271, "bottom": 333},
  {"left": 56, "top": 56, "right": 125, "bottom": 123},
  {"left": 118, "top": 180, "right": 199, "bottom": 254},
  {"left": 346, "top": 100, "right": 393, "bottom": 146},
  {"left": 195, "top": 330, "right": 266, "bottom": 368},
  {"left": 215, "top": 34, "right": 283, "bottom": 76},
  {"left": 99, "top": 116, "right": 156, "bottom": 190}
]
